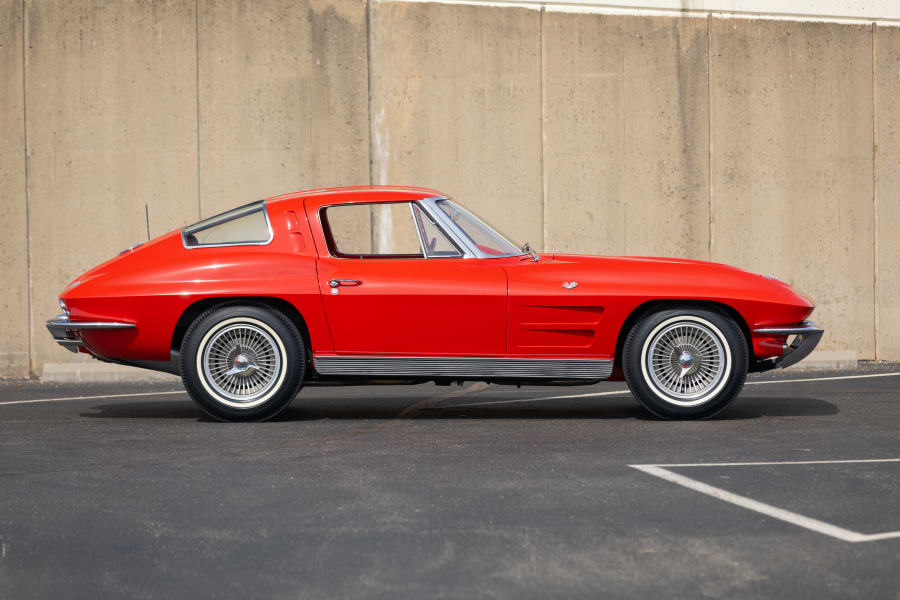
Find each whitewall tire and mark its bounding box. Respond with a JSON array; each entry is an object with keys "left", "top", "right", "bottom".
[
  {"left": 623, "top": 307, "right": 748, "bottom": 420},
  {"left": 180, "top": 305, "right": 305, "bottom": 422}
]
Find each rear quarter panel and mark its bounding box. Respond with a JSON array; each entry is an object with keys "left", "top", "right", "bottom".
[{"left": 62, "top": 201, "right": 333, "bottom": 361}]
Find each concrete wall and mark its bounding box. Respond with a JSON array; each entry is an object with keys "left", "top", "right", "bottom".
[
  {"left": 198, "top": 0, "right": 369, "bottom": 217},
  {"left": 24, "top": 0, "right": 200, "bottom": 372},
  {"left": 710, "top": 18, "right": 876, "bottom": 357},
  {"left": 1, "top": 0, "right": 896, "bottom": 377},
  {"left": 369, "top": 1, "right": 543, "bottom": 247},
  {"left": 876, "top": 25, "right": 900, "bottom": 361},
  {"left": 0, "top": 0, "right": 28, "bottom": 377},
  {"left": 543, "top": 12, "right": 709, "bottom": 258}
]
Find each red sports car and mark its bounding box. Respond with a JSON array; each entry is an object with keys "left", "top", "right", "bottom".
[{"left": 47, "top": 186, "right": 822, "bottom": 421}]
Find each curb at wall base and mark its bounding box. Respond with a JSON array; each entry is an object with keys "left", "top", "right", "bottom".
[{"left": 785, "top": 351, "right": 858, "bottom": 371}]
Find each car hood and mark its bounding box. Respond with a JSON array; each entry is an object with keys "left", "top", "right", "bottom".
[
  {"left": 550, "top": 253, "right": 744, "bottom": 270},
  {"left": 545, "top": 253, "right": 814, "bottom": 309}
]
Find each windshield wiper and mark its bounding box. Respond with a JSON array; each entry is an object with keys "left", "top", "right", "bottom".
[{"left": 522, "top": 242, "right": 539, "bottom": 262}]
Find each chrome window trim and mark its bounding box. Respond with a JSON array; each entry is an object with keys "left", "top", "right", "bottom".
[
  {"left": 418, "top": 196, "right": 526, "bottom": 260},
  {"left": 316, "top": 196, "right": 521, "bottom": 261},
  {"left": 317, "top": 198, "right": 468, "bottom": 260},
  {"left": 318, "top": 201, "right": 426, "bottom": 260},
  {"left": 411, "top": 201, "right": 464, "bottom": 258},
  {"left": 409, "top": 202, "right": 428, "bottom": 256},
  {"left": 181, "top": 200, "right": 274, "bottom": 249},
  {"left": 418, "top": 196, "right": 478, "bottom": 258}
]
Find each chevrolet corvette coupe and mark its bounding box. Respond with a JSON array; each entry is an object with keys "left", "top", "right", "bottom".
[{"left": 47, "top": 186, "right": 822, "bottom": 421}]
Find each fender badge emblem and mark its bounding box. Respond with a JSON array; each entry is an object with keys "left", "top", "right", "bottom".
[{"left": 562, "top": 281, "right": 578, "bottom": 289}]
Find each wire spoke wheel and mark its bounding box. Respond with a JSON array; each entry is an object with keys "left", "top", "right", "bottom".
[
  {"left": 645, "top": 320, "right": 727, "bottom": 406},
  {"left": 201, "top": 322, "right": 283, "bottom": 404},
  {"left": 626, "top": 309, "right": 746, "bottom": 420}
]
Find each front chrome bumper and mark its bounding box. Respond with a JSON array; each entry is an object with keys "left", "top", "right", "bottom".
[
  {"left": 46, "top": 314, "right": 136, "bottom": 353},
  {"left": 752, "top": 321, "right": 824, "bottom": 371}
]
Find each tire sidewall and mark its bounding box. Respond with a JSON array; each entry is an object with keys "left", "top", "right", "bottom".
[
  {"left": 181, "top": 305, "right": 304, "bottom": 422},
  {"left": 623, "top": 307, "right": 748, "bottom": 420}
]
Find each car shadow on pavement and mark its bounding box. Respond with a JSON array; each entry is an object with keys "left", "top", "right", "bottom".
[
  {"left": 717, "top": 396, "right": 839, "bottom": 419},
  {"left": 80, "top": 396, "right": 838, "bottom": 421}
]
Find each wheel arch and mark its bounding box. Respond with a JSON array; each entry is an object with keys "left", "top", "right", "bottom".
[
  {"left": 171, "top": 297, "right": 312, "bottom": 362},
  {"left": 613, "top": 299, "right": 753, "bottom": 369}
]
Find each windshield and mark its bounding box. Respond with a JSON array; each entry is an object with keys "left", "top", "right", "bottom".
[{"left": 435, "top": 199, "right": 523, "bottom": 257}]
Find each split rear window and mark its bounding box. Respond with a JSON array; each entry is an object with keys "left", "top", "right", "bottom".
[{"left": 183, "top": 201, "right": 271, "bottom": 247}]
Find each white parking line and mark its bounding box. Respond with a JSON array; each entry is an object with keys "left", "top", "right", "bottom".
[
  {"left": 440, "top": 370, "right": 900, "bottom": 408},
  {"left": 0, "top": 390, "right": 185, "bottom": 406},
  {"left": 640, "top": 458, "right": 900, "bottom": 468},
  {"left": 439, "top": 389, "right": 630, "bottom": 408},
  {"left": 631, "top": 459, "right": 900, "bottom": 543},
  {"left": 746, "top": 371, "right": 900, "bottom": 385},
  {"left": 1, "top": 370, "right": 897, "bottom": 409}
]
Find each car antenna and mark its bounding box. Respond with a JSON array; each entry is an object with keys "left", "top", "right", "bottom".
[{"left": 145, "top": 203, "right": 151, "bottom": 241}]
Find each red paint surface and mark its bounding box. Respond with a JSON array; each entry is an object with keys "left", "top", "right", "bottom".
[{"left": 59, "top": 186, "right": 814, "bottom": 365}]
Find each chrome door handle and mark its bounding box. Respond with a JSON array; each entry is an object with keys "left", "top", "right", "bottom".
[{"left": 328, "top": 279, "right": 362, "bottom": 288}]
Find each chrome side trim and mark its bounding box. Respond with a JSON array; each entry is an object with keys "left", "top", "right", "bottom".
[
  {"left": 47, "top": 314, "right": 136, "bottom": 353},
  {"left": 313, "top": 355, "right": 614, "bottom": 380},
  {"left": 753, "top": 321, "right": 822, "bottom": 335},
  {"left": 46, "top": 316, "right": 136, "bottom": 331},
  {"left": 751, "top": 322, "right": 825, "bottom": 372},
  {"left": 773, "top": 327, "right": 824, "bottom": 369}
]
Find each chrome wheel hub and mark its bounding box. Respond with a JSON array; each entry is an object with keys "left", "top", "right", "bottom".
[
  {"left": 233, "top": 354, "right": 252, "bottom": 374},
  {"left": 678, "top": 352, "right": 695, "bottom": 369},
  {"left": 646, "top": 321, "right": 726, "bottom": 403},
  {"left": 202, "top": 323, "right": 282, "bottom": 404}
]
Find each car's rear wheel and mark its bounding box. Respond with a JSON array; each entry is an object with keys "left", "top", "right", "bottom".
[
  {"left": 622, "top": 307, "right": 748, "bottom": 420},
  {"left": 180, "top": 305, "right": 304, "bottom": 422}
]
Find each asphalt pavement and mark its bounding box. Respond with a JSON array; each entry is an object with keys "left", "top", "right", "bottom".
[{"left": 1, "top": 365, "right": 899, "bottom": 599}]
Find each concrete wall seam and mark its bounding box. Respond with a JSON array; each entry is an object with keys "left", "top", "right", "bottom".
[
  {"left": 706, "top": 12, "right": 713, "bottom": 262},
  {"left": 540, "top": 6, "right": 548, "bottom": 251},
  {"left": 872, "top": 23, "right": 880, "bottom": 361},
  {"left": 22, "top": 0, "right": 32, "bottom": 376},
  {"left": 194, "top": 0, "right": 202, "bottom": 222}
]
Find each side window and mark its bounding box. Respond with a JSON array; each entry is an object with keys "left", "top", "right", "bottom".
[
  {"left": 183, "top": 201, "right": 271, "bottom": 247},
  {"left": 323, "top": 202, "right": 424, "bottom": 258},
  {"left": 412, "top": 204, "right": 462, "bottom": 257}
]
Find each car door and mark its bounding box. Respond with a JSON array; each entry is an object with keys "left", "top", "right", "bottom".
[{"left": 309, "top": 199, "right": 508, "bottom": 356}]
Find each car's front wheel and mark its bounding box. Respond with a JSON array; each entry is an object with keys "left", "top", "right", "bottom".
[
  {"left": 180, "top": 305, "right": 305, "bottom": 422},
  {"left": 622, "top": 307, "right": 748, "bottom": 420}
]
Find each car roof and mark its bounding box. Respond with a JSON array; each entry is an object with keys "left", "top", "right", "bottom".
[{"left": 265, "top": 185, "right": 445, "bottom": 207}]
